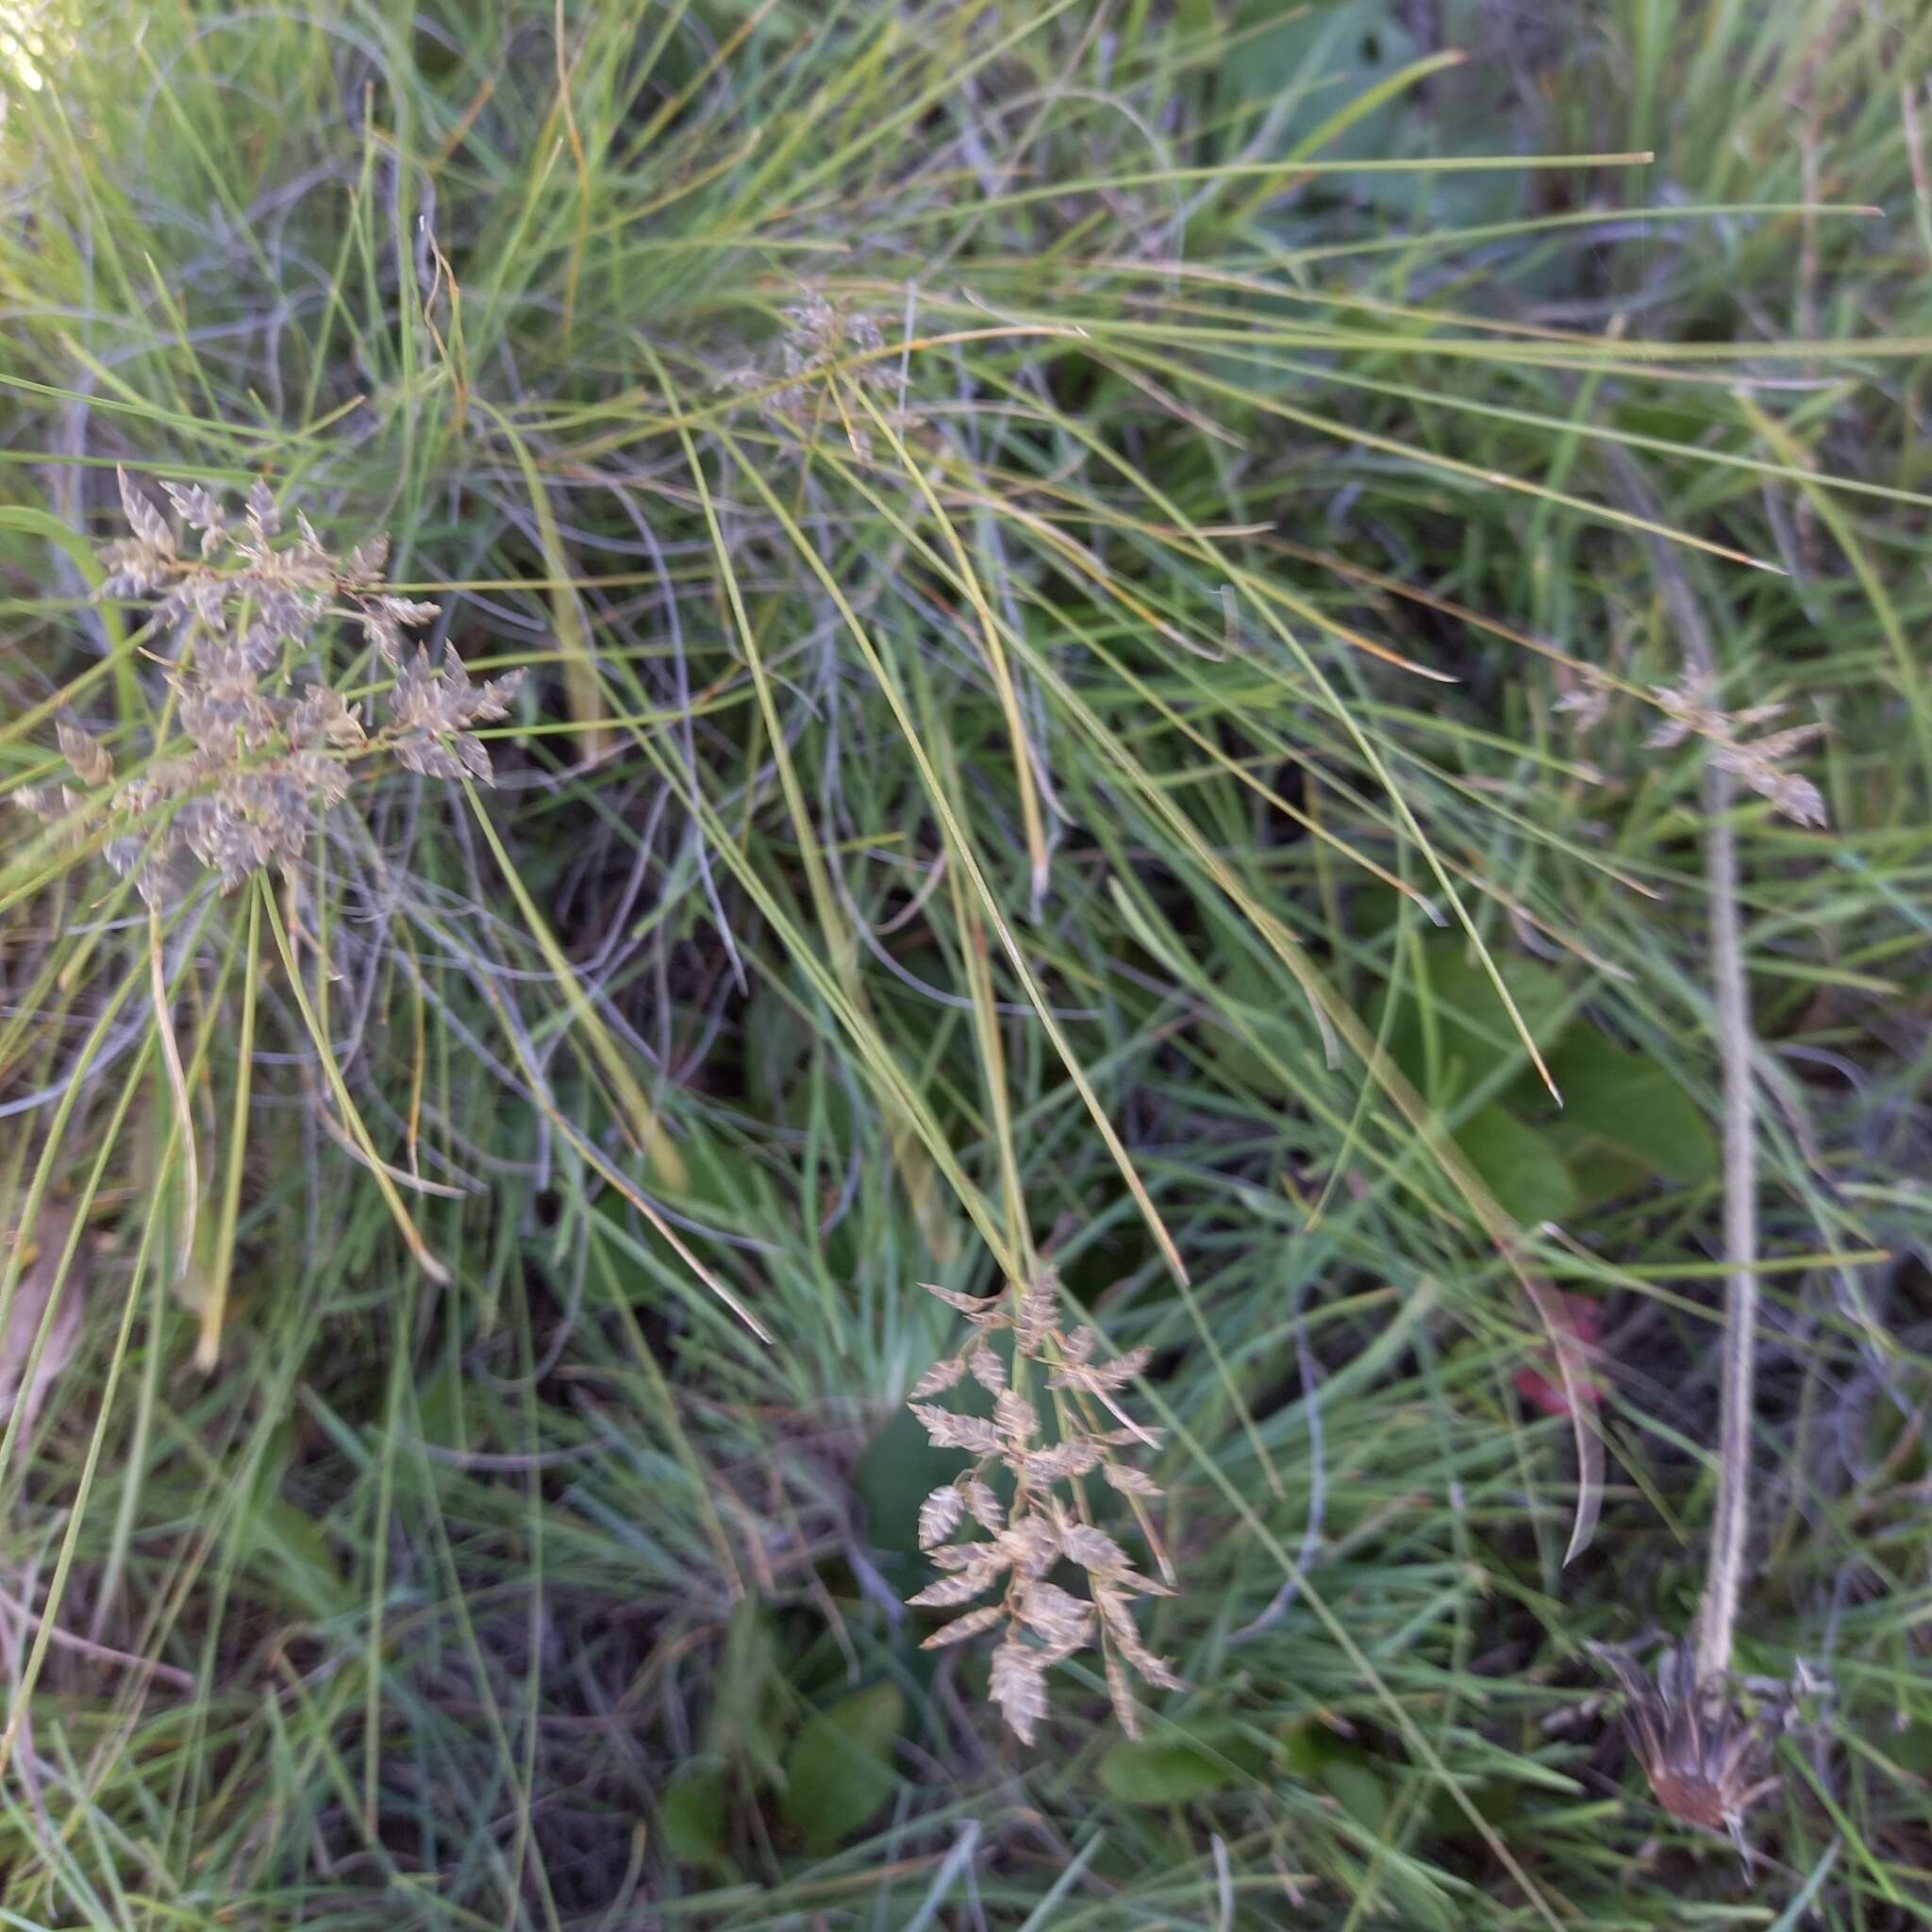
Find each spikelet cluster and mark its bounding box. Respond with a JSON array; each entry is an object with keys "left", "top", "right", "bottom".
[
  {"left": 721, "top": 290, "right": 898, "bottom": 455},
  {"left": 11, "top": 471, "right": 523, "bottom": 902},
  {"left": 908, "top": 1265, "right": 1178, "bottom": 1744},
  {"left": 1556, "top": 669, "right": 1827, "bottom": 826},
  {"left": 1643, "top": 679, "right": 1827, "bottom": 826},
  {"left": 1551, "top": 664, "right": 1613, "bottom": 736},
  {"left": 775, "top": 291, "right": 891, "bottom": 400}
]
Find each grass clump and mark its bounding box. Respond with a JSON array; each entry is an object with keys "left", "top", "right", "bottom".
[{"left": 2, "top": 2, "right": 1931, "bottom": 1928}]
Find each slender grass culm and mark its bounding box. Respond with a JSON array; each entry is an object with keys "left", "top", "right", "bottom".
[
  {"left": 2, "top": 4, "right": 1928, "bottom": 1928},
  {"left": 1585, "top": 453, "right": 1821, "bottom": 1864}
]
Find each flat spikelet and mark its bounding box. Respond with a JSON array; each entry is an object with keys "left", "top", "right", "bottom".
[{"left": 908, "top": 1265, "right": 1177, "bottom": 1743}]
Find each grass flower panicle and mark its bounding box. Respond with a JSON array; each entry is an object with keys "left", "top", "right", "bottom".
[
  {"left": 10, "top": 471, "right": 524, "bottom": 902},
  {"left": 908, "top": 1266, "right": 1177, "bottom": 1744},
  {"left": 1644, "top": 679, "right": 1828, "bottom": 827}
]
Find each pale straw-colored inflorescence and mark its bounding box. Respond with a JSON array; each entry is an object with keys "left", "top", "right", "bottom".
[
  {"left": 11, "top": 470, "right": 524, "bottom": 901},
  {"left": 908, "top": 1264, "right": 1178, "bottom": 1744},
  {"left": 1555, "top": 668, "right": 1828, "bottom": 827},
  {"left": 1642, "top": 678, "right": 1828, "bottom": 827},
  {"left": 720, "top": 289, "right": 900, "bottom": 458}
]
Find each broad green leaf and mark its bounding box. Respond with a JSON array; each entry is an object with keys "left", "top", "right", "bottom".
[
  {"left": 857, "top": 1392, "right": 993, "bottom": 1558},
  {"left": 1383, "top": 1861, "right": 1459, "bottom": 1932},
  {"left": 411, "top": 1359, "right": 466, "bottom": 1451},
  {"left": 779, "top": 1681, "right": 904, "bottom": 1852},
  {"left": 742, "top": 983, "right": 814, "bottom": 1118},
  {"left": 658, "top": 1121, "right": 762, "bottom": 1219},
  {"left": 1453, "top": 1104, "right": 1576, "bottom": 1227},
  {"left": 1228, "top": 0, "right": 1421, "bottom": 147},
  {"left": 661, "top": 1763, "right": 729, "bottom": 1868},
  {"left": 1275, "top": 1721, "right": 1331, "bottom": 1780},
  {"left": 1320, "top": 1757, "right": 1391, "bottom": 1834},
  {"left": 1543, "top": 1124, "right": 1654, "bottom": 1210},
  {"left": 1195, "top": 949, "right": 1314, "bottom": 1101},
  {"left": 707, "top": 1597, "right": 785, "bottom": 1784},
  {"left": 237, "top": 1425, "right": 351, "bottom": 1619},
  {"left": 1379, "top": 939, "right": 1572, "bottom": 1107},
  {"left": 247, "top": 1499, "right": 351, "bottom": 1621},
  {"left": 1098, "top": 1734, "right": 1241, "bottom": 1807},
  {"left": 1544, "top": 1024, "right": 1717, "bottom": 1187},
  {"left": 1098, "top": 1721, "right": 1268, "bottom": 1807},
  {"left": 741, "top": 983, "right": 868, "bottom": 1142}
]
